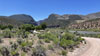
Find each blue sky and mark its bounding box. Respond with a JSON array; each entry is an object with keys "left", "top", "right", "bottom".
[{"left": 0, "top": 0, "right": 100, "bottom": 21}]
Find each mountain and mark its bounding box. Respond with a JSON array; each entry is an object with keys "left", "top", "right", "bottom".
[
  {"left": 40, "top": 12, "right": 100, "bottom": 27},
  {"left": 40, "top": 14, "right": 85, "bottom": 27},
  {"left": 0, "top": 14, "right": 37, "bottom": 26}
]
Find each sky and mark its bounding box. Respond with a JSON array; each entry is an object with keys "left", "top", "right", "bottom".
[{"left": 0, "top": 0, "right": 100, "bottom": 21}]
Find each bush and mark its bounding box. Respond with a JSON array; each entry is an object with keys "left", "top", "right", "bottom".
[
  {"left": 44, "top": 38, "right": 50, "bottom": 43},
  {"left": 3, "top": 29, "right": 12, "bottom": 38},
  {"left": 0, "top": 38, "right": 3, "bottom": 43},
  {"left": 61, "top": 50, "right": 67, "bottom": 56},
  {"left": 38, "top": 33, "right": 59, "bottom": 44},
  {"left": 11, "top": 50, "right": 19, "bottom": 56},
  {"left": 32, "top": 45, "right": 46, "bottom": 56},
  {"left": 20, "top": 40, "right": 33, "bottom": 47},
  {"left": 40, "top": 23, "right": 47, "bottom": 30},
  {"left": 62, "top": 32, "right": 75, "bottom": 40},
  {"left": 48, "top": 45, "right": 54, "bottom": 50},
  {"left": 35, "top": 26, "right": 42, "bottom": 30},
  {"left": 21, "top": 52, "right": 26, "bottom": 56},
  {"left": 7, "top": 25, "right": 13, "bottom": 30},
  {"left": 60, "top": 38, "right": 74, "bottom": 49},
  {"left": 0, "top": 47, "right": 10, "bottom": 56}
]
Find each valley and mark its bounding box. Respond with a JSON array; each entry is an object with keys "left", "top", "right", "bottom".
[{"left": 0, "top": 12, "right": 100, "bottom": 56}]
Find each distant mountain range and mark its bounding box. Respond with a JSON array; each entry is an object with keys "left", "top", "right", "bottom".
[
  {"left": 0, "top": 12, "right": 100, "bottom": 28},
  {"left": 0, "top": 14, "right": 37, "bottom": 26},
  {"left": 39, "top": 12, "right": 100, "bottom": 27}
]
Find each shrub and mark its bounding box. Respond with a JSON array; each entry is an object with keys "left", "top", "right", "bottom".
[
  {"left": 60, "top": 38, "right": 74, "bottom": 49},
  {"left": 20, "top": 40, "right": 33, "bottom": 47},
  {"left": 48, "top": 45, "right": 54, "bottom": 50},
  {"left": 44, "top": 38, "right": 50, "bottom": 43},
  {"left": 20, "top": 24, "right": 35, "bottom": 31},
  {"left": 7, "top": 25, "right": 13, "bottom": 30},
  {"left": 61, "top": 50, "right": 67, "bottom": 56},
  {"left": 0, "top": 47, "right": 10, "bottom": 56},
  {"left": 38, "top": 33, "right": 59, "bottom": 44},
  {"left": 21, "top": 52, "right": 26, "bottom": 56},
  {"left": 40, "top": 23, "right": 47, "bottom": 30},
  {"left": 35, "top": 26, "right": 42, "bottom": 30},
  {"left": 0, "top": 38, "right": 3, "bottom": 43},
  {"left": 62, "top": 32, "right": 75, "bottom": 40},
  {"left": 11, "top": 50, "right": 19, "bottom": 56},
  {"left": 32, "top": 45, "right": 46, "bottom": 56}
]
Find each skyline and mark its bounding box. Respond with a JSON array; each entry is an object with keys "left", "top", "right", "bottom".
[{"left": 0, "top": 0, "right": 100, "bottom": 21}]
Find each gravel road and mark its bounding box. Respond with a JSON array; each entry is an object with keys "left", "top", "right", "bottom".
[{"left": 80, "top": 37, "right": 100, "bottom": 56}]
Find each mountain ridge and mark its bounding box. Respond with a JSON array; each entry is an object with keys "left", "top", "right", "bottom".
[
  {"left": 39, "top": 12, "right": 100, "bottom": 27},
  {"left": 0, "top": 14, "right": 37, "bottom": 26}
]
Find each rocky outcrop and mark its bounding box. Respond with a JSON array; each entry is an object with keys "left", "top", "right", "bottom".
[{"left": 69, "top": 18, "right": 100, "bottom": 29}]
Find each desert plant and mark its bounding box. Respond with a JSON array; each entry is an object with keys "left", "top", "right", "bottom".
[
  {"left": 31, "top": 45, "right": 46, "bottom": 56},
  {"left": 48, "top": 45, "right": 54, "bottom": 50},
  {"left": 61, "top": 50, "right": 67, "bottom": 56},
  {"left": 0, "top": 47, "right": 10, "bottom": 56}
]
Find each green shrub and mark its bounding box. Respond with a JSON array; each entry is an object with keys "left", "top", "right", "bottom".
[
  {"left": 20, "top": 24, "right": 35, "bottom": 31},
  {"left": 62, "top": 32, "right": 75, "bottom": 40},
  {"left": 60, "top": 38, "right": 74, "bottom": 48},
  {"left": 20, "top": 41, "right": 28, "bottom": 47},
  {"left": 40, "top": 23, "right": 47, "bottom": 30},
  {"left": 21, "top": 52, "right": 26, "bottom": 56},
  {"left": 38, "top": 33, "right": 59, "bottom": 44},
  {"left": 48, "top": 45, "right": 54, "bottom": 50},
  {"left": 62, "top": 50, "right": 67, "bottom": 56},
  {"left": 20, "top": 40, "right": 33, "bottom": 47},
  {"left": 44, "top": 38, "right": 50, "bottom": 43}
]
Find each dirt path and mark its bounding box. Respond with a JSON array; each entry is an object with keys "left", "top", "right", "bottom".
[
  {"left": 80, "top": 37, "right": 100, "bottom": 56},
  {"left": 68, "top": 37, "right": 100, "bottom": 56}
]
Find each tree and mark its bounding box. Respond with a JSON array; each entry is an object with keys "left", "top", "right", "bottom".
[
  {"left": 35, "top": 26, "right": 42, "bottom": 30},
  {"left": 40, "top": 23, "right": 47, "bottom": 30},
  {"left": 0, "top": 25, "right": 7, "bottom": 30},
  {"left": 7, "top": 25, "right": 13, "bottom": 30},
  {"left": 20, "top": 24, "right": 35, "bottom": 31}
]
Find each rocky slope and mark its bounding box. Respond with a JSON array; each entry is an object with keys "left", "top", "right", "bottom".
[{"left": 69, "top": 18, "right": 100, "bottom": 29}]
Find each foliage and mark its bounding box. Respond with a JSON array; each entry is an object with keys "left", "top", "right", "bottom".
[
  {"left": 60, "top": 38, "right": 74, "bottom": 48},
  {"left": 20, "top": 40, "right": 33, "bottom": 47},
  {"left": 48, "top": 45, "right": 54, "bottom": 50},
  {"left": 21, "top": 52, "right": 26, "bottom": 56},
  {"left": 62, "top": 32, "right": 75, "bottom": 40},
  {"left": 40, "top": 23, "right": 47, "bottom": 30},
  {"left": 44, "top": 38, "right": 50, "bottom": 43},
  {"left": 35, "top": 26, "right": 42, "bottom": 30},
  {"left": 7, "top": 25, "right": 13, "bottom": 30},
  {"left": 20, "top": 24, "right": 35, "bottom": 31},
  {"left": 38, "top": 33, "right": 59, "bottom": 44},
  {"left": 61, "top": 50, "right": 67, "bottom": 56}
]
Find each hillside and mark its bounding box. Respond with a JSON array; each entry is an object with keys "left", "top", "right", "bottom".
[
  {"left": 69, "top": 18, "right": 100, "bottom": 29},
  {"left": 0, "top": 14, "right": 37, "bottom": 26}
]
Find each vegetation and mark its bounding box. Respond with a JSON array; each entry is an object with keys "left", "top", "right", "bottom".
[
  {"left": 0, "top": 24, "right": 84, "bottom": 56},
  {"left": 62, "top": 50, "right": 67, "bottom": 56}
]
